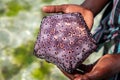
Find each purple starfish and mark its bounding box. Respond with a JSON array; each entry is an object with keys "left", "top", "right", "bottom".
[{"left": 34, "top": 13, "right": 97, "bottom": 73}]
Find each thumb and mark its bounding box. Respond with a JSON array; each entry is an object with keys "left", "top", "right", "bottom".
[{"left": 42, "top": 5, "right": 67, "bottom": 13}]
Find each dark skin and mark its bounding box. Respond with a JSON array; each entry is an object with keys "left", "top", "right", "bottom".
[{"left": 42, "top": 0, "right": 120, "bottom": 80}]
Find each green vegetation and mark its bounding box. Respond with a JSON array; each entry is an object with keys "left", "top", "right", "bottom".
[{"left": 0, "top": 0, "right": 69, "bottom": 80}]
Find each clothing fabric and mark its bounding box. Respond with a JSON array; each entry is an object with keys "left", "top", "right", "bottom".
[{"left": 93, "top": 0, "right": 120, "bottom": 80}]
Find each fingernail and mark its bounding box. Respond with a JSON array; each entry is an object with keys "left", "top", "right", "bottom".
[
  {"left": 74, "top": 74, "right": 80, "bottom": 77},
  {"left": 42, "top": 6, "right": 47, "bottom": 11}
]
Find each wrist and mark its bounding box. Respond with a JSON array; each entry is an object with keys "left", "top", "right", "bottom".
[{"left": 80, "top": 7, "right": 94, "bottom": 30}]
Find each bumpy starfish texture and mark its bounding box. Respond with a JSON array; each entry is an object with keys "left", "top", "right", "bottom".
[{"left": 34, "top": 13, "right": 97, "bottom": 73}]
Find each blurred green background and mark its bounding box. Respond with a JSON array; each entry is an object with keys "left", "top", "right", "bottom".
[{"left": 0, "top": 0, "right": 103, "bottom": 80}]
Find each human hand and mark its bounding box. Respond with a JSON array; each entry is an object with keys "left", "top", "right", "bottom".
[
  {"left": 42, "top": 4, "right": 94, "bottom": 30},
  {"left": 73, "top": 54, "right": 120, "bottom": 80},
  {"left": 58, "top": 64, "right": 94, "bottom": 80},
  {"left": 58, "top": 54, "right": 120, "bottom": 80}
]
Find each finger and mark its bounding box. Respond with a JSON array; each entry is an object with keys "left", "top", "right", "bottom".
[
  {"left": 58, "top": 67, "right": 74, "bottom": 80},
  {"left": 74, "top": 75, "right": 81, "bottom": 80},
  {"left": 74, "top": 75, "right": 89, "bottom": 80},
  {"left": 74, "top": 77, "right": 80, "bottom": 80},
  {"left": 76, "top": 64, "right": 94, "bottom": 73},
  {"left": 74, "top": 74, "right": 81, "bottom": 77},
  {"left": 42, "top": 5, "right": 67, "bottom": 13}
]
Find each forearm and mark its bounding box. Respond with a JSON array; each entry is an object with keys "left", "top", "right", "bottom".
[
  {"left": 81, "top": 0, "right": 110, "bottom": 17},
  {"left": 86, "top": 54, "right": 120, "bottom": 80}
]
